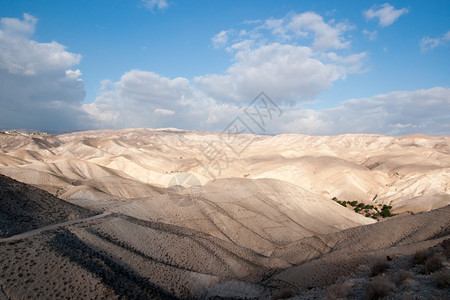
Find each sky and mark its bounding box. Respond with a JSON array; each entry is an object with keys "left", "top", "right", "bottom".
[{"left": 0, "top": 0, "right": 449, "bottom": 135}]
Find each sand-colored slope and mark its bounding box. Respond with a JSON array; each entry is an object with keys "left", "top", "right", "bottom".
[
  {"left": 267, "top": 205, "right": 450, "bottom": 289},
  {"left": 0, "top": 175, "right": 448, "bottom": 299},
  {"left": 246, "top": 155, "right": 387, "bottom": 201},
  {"left": 107, "top": 178, "right": 375, "bottom": 256}
]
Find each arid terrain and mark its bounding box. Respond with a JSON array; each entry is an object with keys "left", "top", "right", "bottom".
[{"left": 0, "top": 129, "right": 449, "bottom": 299}]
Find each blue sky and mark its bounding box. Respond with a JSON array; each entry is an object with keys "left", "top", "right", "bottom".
[{"left": 0, "top": 0, "right": 449, "bottom": 135}]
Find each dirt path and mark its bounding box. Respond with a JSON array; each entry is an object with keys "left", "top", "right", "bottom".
[{"left": 0, "top": 211, "right": 112, "bottom": 243}]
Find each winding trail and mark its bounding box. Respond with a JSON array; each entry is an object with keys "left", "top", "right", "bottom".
[{"left": 0, "top": 211, "right": 112, "bottom": 243}]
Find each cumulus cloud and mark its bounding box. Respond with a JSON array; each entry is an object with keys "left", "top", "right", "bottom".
[
  {"left": 259, "top": 11, "right": 353, "bottom": 50},
  {"left": 364, "top": 3, "right": 408, "bottom": 27},
  {"left": 141, "top": 0, "right": 168, "bottom": 11},
  {"left": 83, "top": 66, "right": 449, "bottom": 136},
  {"left": 198, "top": 12, "right": 364, "bottom": 103},
  {"left": 0, "top": 13, "right": 90, "bottom": 132},
  {"left": 195, "top": 43, "right": 350, "bottom": 103},
  {"left": 83, "top": 70, "right": 198, "bottom": 129},
  {"left": 420, "top": 30, "right": 450, "bottom": 52}
]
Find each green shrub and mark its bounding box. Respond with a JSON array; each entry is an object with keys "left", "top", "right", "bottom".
[
  {"left": 349, "top": 201, "right": 358, "bottom": 207},
  {"left": 336, "top": 200, "right": 347, "bottom": 207},
  {"left": 380, "top": 205, "right": 392, "bottom": 218}
]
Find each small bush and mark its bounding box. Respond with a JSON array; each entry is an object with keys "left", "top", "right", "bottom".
[
  {"left": 396, "top": 270, "right": 414, "bottom": 283},
  {"left": 421, "top": 253, "right": 444, "bottom": 274},
  {"left": 412, "top": 248, "right": 434, "bottom": 265},
  {"left": 366, "top": 276, "right": 396, "bottom": 300},
  {"left": 271, "top": 287, "right": 296, "bottom": 299},
  {"left": 349, "top": 201, "right": 358, "bottom": 207},
  {"left": 434, "top": 270, "right": 450, "bottom": 289},
  {"left": 332, "top": 197, "right": 338, "bottom": 201},
  {"left": 371, "top": 261, "right": 389, "bottom": 277},
  {"left": 325, "top": 283, "right": 350, "bottom": 300}
]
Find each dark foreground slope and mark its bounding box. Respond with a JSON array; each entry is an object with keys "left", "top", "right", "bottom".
[{"left": 0, "top": 174, "right": 95, "bottom": 237}]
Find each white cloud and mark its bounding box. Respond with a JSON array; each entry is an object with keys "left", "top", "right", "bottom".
[
  {"left": 364, "top": 3, "right": 408, "bottom": 27},
  {"left": 141, "top": 0, "right": 168, "bottom": 11},
  {"left": 214, "top": 11, "right": 354, "bottom": 51},
  {"left": 0, "top": 14, "right": 81, "bottom": 76},
  {"left": 202, "top": 12, "right": 364, "bottom": 104},
  {"left": 0, "top": 13, "right": 37, "bottom": 36},
  {"left": 83, "top": 70, "right": 195, "bottom": 129},
  {"left": 153, "top": 108, "right": 175, "bottom": 116},
  {"left": 65, "top": 69, "right": 82, "bottom": 81},
  {"left": 278, "top": 109, "right": 329, "bottom": 134},
  {"left": 420, "top": 30, "right": 450, "bottom": 52},
  {"left": 445, "top": 31, "right": 450, "bottom": 40},
  {"left": 212, "top": 30, "right": 230, "bottom": 48},
  {"left": 362, "top": 29, "right": 377, "bottom": 41},
  {"left": 83, "top": 67, "right": 449, "bottom": 135},
  {"left": 258, "top": 12, "right": 353, "bottom": 50},
  {"left": 196, "top": 43, "right": 361, "bottom": 103},
  {"left": 0, "top": 14, "right": 89, "bottom": 132},
  {"left": 286, "top": 12, "right": 353, "bottom": 50}
]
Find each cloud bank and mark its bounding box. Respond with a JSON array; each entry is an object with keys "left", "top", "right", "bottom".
[{"left": 1, "top": 13, "right": 448, "bottom": 136}]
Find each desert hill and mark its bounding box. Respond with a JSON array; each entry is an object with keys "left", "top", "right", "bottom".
[
  {"left": 104, "top": 178, "right": 375, "bottom": 256},
  {"left": 0, "top": 129, "right": 449, "bottom": 214},
  {"left": 0, "top": 129, "right": 449, "bottom": 298},
  {"left": 0, "top": 175, "right": 448, "bottom": 299}
]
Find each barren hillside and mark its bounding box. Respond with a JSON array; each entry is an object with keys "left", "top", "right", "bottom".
[{"left": 0, "top": 130, "right": 449, "bottom": 214}]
